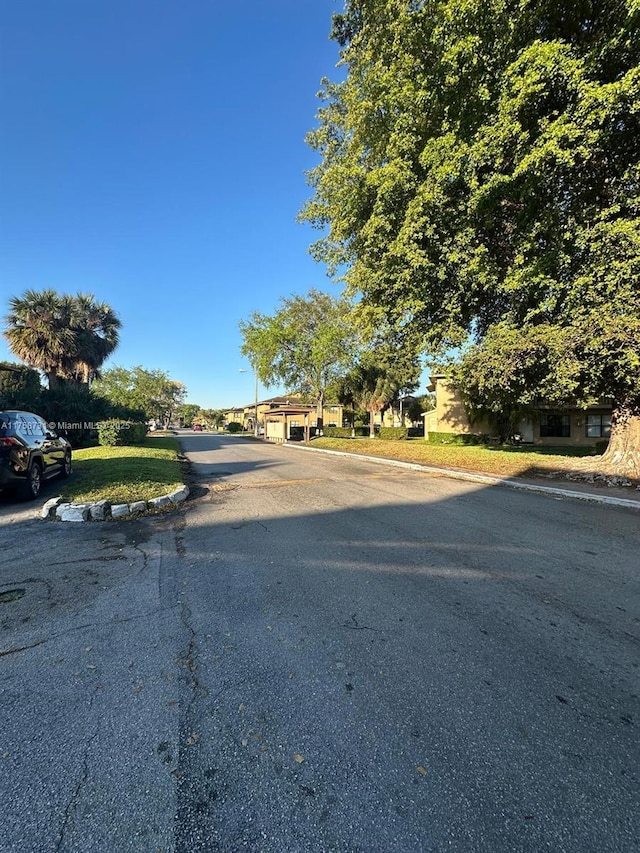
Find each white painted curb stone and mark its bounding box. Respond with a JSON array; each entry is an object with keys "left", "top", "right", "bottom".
[
  {"left": 43, "top": 484, "right": 190, "bottom": 521},
  {"left": 111, "top": 504, "right": 131, "bottom": 518},
  {"left": 59, "top": 504, "right": 91, "bottom": 522},
  {"left": 148, "top": 495, "right": 173, "bottom": 509}
]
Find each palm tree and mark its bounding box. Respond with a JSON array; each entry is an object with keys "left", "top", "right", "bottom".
[
  {"left": 340, "top": 344, "right": 421, "bottom": 437},
  {"left": 3, "top": 289, "right": 121, "bottom": 387},
  {"left": 3, "top": 290, "right": 75, "bottom": 388},
  {"left": 67, "top": 293, "right": 121, "bottom": 385}
]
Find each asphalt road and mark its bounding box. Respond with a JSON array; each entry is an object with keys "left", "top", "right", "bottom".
[{"left": 1, "top": 432, "right": 638, "bottom": 852}]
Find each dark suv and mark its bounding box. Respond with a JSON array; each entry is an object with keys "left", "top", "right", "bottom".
[{"left": 0, "top": 410, "right": 72, "bottom": 500}]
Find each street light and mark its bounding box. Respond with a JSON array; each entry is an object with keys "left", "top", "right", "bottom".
[{"left": 239, "top": 366, "right": 259, "bottom": 437}]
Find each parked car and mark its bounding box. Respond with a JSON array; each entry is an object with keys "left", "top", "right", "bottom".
[
  {"left": 0, "top": 410, "right": 72, "bottom": 500},
  {"left": 192, "top": 423, "right": 203, "bottom": 431}
]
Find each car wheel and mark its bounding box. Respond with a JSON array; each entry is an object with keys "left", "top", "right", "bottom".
[
  {"left": 20, "top": 462, "right": 42, "bottom": 501},
  {"left": 60, "top": 451, "right": 72, "bottom": 479}
]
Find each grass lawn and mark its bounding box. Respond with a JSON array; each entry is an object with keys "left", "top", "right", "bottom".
[
  {"left": 62, "top": 436, "right": 184, "bottom": 504},
  {"left": 309, "top": 437, "right": 600, "bottom": 480}
]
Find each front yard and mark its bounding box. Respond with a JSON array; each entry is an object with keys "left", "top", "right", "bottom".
[
  {"left": 309, "top": 437, "right": 605, "bottom": 482},
  {"left": 62, "top": 436, "right": 184, "bottom": 504}
]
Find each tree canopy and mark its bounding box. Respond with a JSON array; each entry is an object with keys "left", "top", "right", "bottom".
[
  {"left": 4, "top": 290, "right": 121, "bottom": 387},
  {"left": 239, "top": 289, "right": 360, "bottom": 429},
  {"left": 302, "top": 0, "right": 640, "bottom": 474},
  {"left": 178, "top": 403, "right": 201, "bottom": 426},
  {"left": 93, "top": 366, "right": 186, "bottom": 427}
]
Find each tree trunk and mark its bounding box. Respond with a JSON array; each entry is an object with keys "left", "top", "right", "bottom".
[
  {"left": 369, "top": 408, "right": 375, "bottom": 438},
  {"left": 47, "top": 372, "right": 64, "bottom": 391},
  {"left": 600, "top": 402, "right": 640, "bottom": 480},
  {"left": 316, "top": 391, "right": 324, "bottom": 436}
]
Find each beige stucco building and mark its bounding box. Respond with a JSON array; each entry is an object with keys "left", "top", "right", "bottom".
[
  {"left": 225, "top": 396, "right": 344, "bottom": 437},
  {"left": 424, "top": 374, "right": 612, "bottom": 447}
]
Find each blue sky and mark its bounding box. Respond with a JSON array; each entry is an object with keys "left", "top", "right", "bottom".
[{"left": 0, "top": 0, "right": 356, "bottom": 409}]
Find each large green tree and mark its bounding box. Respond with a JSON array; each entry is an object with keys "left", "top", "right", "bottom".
[
  {"left": 93, "top": 366, "right": 186, "bottom": 428},
  {"left": 178, "top": 403, "right": 201, "bottom": 427},
  {"left": 301, "top": 0, "right": 640, "bottom": 476},
  {"left": 4, "top": 289, "right": 121, "bottom": 387},
  {"left": 239, "top": 289, "right": 359, "bottom": 432}
]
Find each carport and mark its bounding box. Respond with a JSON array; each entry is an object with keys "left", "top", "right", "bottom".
[{"left": 264, "top": 406, "right": 315, "bottom": 443}]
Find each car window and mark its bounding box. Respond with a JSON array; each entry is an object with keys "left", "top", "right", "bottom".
[
  {"left": 22, "top": 416, "right": 44, "bottom": 436},
  {"left": 15, "top": 416, "right": 32, "bottom": 437},
  {"left": 35, "top": 416, "right": 51, "bottom": 436}
]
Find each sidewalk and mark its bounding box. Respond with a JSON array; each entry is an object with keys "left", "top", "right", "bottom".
[{"left": 283, "top": 442, "right": 640, "bottom": 511}]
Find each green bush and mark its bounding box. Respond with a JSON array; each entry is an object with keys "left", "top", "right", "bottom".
[
  {"left": 323, "top": 426, "right": 353, "bottom": 438},
  {"left": 98, "top": 419, "right": 147, "bottom": 446},
  {"left": 354, "top": 425, "right": 379, "bottom": 437},
  {"left": 0, "top": 362, "right": 42, "bottom": 410},
  {"left": 98, "top": 420, "right": 121, "bottom": 446},
  {"left": 379, "top": 427, "right": 409, "bottom": 440},
  {"left": 39, "top": 385, "right": 111, "bottom": 448},
  {"left": 226, "top": 421, "right": 243, "bottom": 433},
  {"left": 427, "top": 431, "right": 491, "bottom": 446},
  {"left": 594, "top": 439, "right": 609, "bottom": 455},
  {"left": 127, "top": 421, "right": 148, "bottom": 444}
]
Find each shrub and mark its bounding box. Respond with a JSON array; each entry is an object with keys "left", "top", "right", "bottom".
[
  {"left": 354, "top": 425, "right": 379, "bottom": 437},
  {"left": 379, "top": 427, "right": 408, "bottom": 440},
  {"left": 39, "top": 384, "right": 111, "bottom": 448},
  {"left": 594, "top": 439, "right": 609, "bottom": 455},
  {"left": 98, "top": 419, "right": 148, "bottom": 446},
  {"left": 323, "top": 426, "right": 353, "bottom": 438},
  {"left": 226, "top": 421, "right": 243, "bottom": 433},
  {"left": 127, "top": 421, "right": 148, "bottom": 444},
  {"left": 0, "top": 362, "right": 42, "bottom": 410},
  {"left": 427, "top": 431, "right": 491, "bottom": 446},
  {"left": 98, "top": 420, "right": 122, "bottom": 446}
]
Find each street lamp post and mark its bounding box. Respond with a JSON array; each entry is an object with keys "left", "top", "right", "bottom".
[{"left": 239, "top": 367, "right": 259, "bottom": 436}]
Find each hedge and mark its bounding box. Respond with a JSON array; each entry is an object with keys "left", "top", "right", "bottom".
[
  {"left": 378, "top": 427, "right": 408, "bottom": 440},
  {"left": 426, "top": 431, "right": 491, "bottom": 446},
  {"left": 98, "top": 419, "right": 148, "bottom": 446},
  {"left": 226, "top": 422, "right": 243, "bottom": 433},
  {"left": 323, "top": 426, "right": 353, "bottom": 438},
  {"left": 355, "top": 425, "right": 379, "bottom": 437},
  {"left": 594, "top": 439, "right": 609, "bottom": 455}
]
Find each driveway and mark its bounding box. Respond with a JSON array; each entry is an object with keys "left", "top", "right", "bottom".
[{"left": 1, "top": 432, "right": 638, "bottom": 852}]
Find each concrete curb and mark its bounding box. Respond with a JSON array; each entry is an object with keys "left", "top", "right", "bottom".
[
  {"left": 282, "top": 443, "right": 640, "bottom": 511},
  {"left": 41, "top": 485, "right": 190, "bottom": 522}
]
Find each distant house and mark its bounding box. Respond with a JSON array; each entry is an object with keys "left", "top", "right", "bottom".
[
  {"left": 424, "top": 374, "right": 612, "bottom": 447},
  {"left": 224, "top": 396, "right": 344, "bottom": 438},
  {"left": 223, "top": 407, "right": 245, "bottom": 427}
]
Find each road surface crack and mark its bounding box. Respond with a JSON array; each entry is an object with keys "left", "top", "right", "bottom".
[
  {"left": 341, "top": 613, "right": 379, "bottom": 631},
  {"left": 54, "top": 692, "right": 100, "bottom": 851},
  {"left": 0, "top": 605, "right": 180, "bottom": 657}
]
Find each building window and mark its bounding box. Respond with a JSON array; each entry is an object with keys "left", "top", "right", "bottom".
[
  {"left": 586, "top": 414, "right": 611, "bottom": 438},
  {"left": 540, "top": 413, "right": 570, "bottom": 438}
]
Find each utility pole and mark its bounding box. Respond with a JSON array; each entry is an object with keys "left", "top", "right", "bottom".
[
  {"left": 253, "top": 368, "right": 259, "bottom": 436},
  {"left": 239, "top": 367, "right": 260, "bottom": 437}
]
